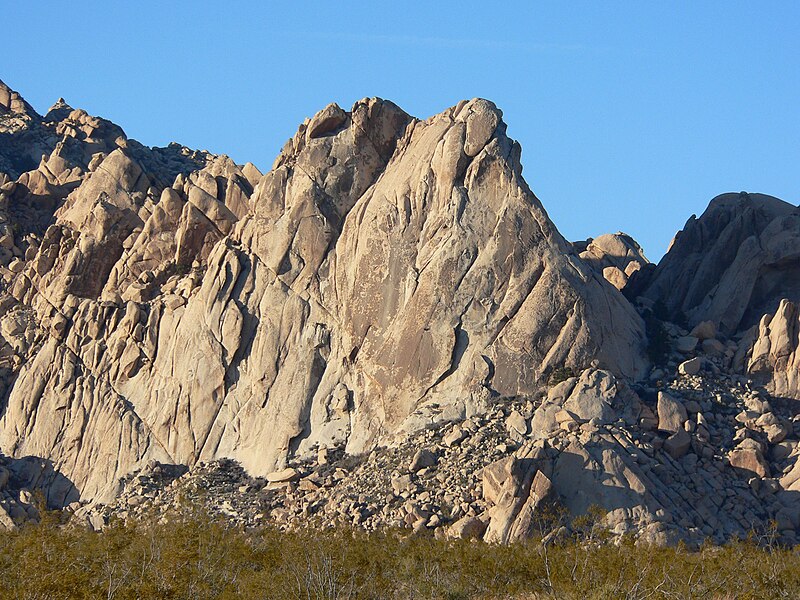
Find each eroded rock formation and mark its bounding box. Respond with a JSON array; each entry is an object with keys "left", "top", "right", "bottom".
[
  {"left": 576, "top": 232, "right": 649, "bottom": 291},
  {"left": 0, "top": 82, "right": 646, "bottom": 504},
  {"left": 639, "top": 192, "right": 800, "bottom": 334}
]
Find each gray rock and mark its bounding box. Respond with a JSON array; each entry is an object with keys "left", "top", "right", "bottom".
[
  {"left": 657, "top": 392, "right": 687, "bottom": 434},
  {"left": 664, "top": 429, "right": 691, "bottom": 459},
  {"left": 641, "top": 192, "right": 800, "bottom": 336},
  {"left": 676, "top": 336, "right": 699, "bottom": 354}
]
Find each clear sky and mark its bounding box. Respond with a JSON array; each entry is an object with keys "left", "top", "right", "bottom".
[{"left": 6, "top": 1, "right": 799, "bottom": 259}]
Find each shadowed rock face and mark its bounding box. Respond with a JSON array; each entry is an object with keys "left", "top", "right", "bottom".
[
  {"left": 640, "top": 192, "right": 800, "bottom": 334},
  {"left": 0, "top": 86, "right": 646, "bottom": 502}
]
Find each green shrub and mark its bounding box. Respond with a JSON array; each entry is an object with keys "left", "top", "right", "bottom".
[
  {"left": 644, "top": 312, "right": 670, "bottom": 365},
  {"left": 549, "top": 366, "right": 576, "bottom": 386}
]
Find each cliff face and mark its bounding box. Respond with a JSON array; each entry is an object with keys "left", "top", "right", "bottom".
[{"left": 0, "top": 83, "right": 646, "bottom": 503}]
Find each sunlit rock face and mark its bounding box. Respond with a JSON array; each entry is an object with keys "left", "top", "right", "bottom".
[{"left": 0, "top": 84, "right": 645, "bottom": 503}]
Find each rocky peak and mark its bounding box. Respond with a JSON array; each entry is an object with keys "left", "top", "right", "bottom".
[
  {"left": 0, "top": 90, "right": 646, "bottom": 506},
  {"left": 44, "top": 97, "right": 73, "bottom": 122},
  {"left": 637, "top": 191, "right": 800, "bottom": 334}
]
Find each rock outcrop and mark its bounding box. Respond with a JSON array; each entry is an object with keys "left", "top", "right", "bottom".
[
  {"left": 0, "top": 84, "right": 646, "bottom": 504},
  {"left": 738, "top": 299, "right": 800, "bottom": 399},
  {"left": 638, "top": 192, "right": 800, "bottom": 334},
  {"left": 577, "top": 232, "right": 649, "bottom": 291}
]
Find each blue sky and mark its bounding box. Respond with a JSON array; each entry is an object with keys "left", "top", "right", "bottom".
[{"left": 6, "top": 1, "right": 799, "bottom": 259}]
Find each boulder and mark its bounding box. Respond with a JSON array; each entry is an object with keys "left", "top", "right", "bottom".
[
  {"left": 690, "top": 321, "right": 717, "bottom": 340},
  {"left": 447, "top": 515, "right": 488, "bottom": 540},
  {"left": 675, "top": 336, "right": 699, "bottom": 354},
  {"left": 443, "top": 426, "right": 467, "bottom": 447},
  {"left": 728, "top": 448, "right": 770, "bottom": 479},
  {"left": 578, "top": 232, "right": 649, "bottom": 291},
  {"left": 506, "top": 410, "right": 528, "bottom": 436},
  {"left": 678, "top": 357, "right": 703, "bottom": 376},
  {"left": 482, "top": 442, "right": 552, "bottom": 544},
  {"left": 265, "top": 468, "right": 299, "bottom": 483},
  {"left": 391, "top": 474, "right": 413, "bottom": 495},
  {"left": 657, "top": 392, "right": 687, "bottom": 434},
  {"left": 663, "top": 429, "right": 691, "bottom": 459},
  {"left": 409, "top": 449, "right": 438, "bottom": 473},
  {"left": 306, "top": 103, "right": 348, "bottom": 140}
]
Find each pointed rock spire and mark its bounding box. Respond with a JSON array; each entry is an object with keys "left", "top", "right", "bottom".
[{"left": 45, "top": 97, "right": 73, "bottom": 122}]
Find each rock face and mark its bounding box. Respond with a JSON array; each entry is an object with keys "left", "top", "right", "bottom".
[
  {"left": 0, "top": 84, "right": 646, "bottom": 504},
  {"left": 739, "top": 299, "right": 800, "bottom": 399},
  {"left": 639, "top": 192, "right": 800, "bottom": 335}
]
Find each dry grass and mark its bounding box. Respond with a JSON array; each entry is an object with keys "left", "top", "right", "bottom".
[{"left": 0, "top": 508, "right": 797, "bottom": 599}]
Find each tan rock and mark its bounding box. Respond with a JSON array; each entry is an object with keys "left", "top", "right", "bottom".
[
  {"left": 764, "top": 423, "right": 788, "bottom": 444},
  {"left": 306, "top": 103, "right": 348, "bottom": 140},
  {"left": 728, "top": 449, "right": 770, "bottom": 479},
  {"left": 447, "top": 515, "right": 488, "bottom": 540},
  {"left": 0, "top": 94, "right": 649, "bottom": 508},
  {"left": 265, "top": 468, "right": 299, "bottom": 483},
  {"left": 506, "top": 410, "right": 528, "bottom": 436},
  {"left": 482, "top": 455, "right": 515, "bottom": 505}
]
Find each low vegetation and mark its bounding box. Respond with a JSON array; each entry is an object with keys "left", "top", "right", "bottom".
[
  {"left": 548, "top": 366, "right": 576, "bottom": 386},
  {"left": 0, "top": 508, "right": 798, "bottom": 599}
]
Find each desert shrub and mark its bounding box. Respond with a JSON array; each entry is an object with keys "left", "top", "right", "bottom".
[
  {"left": 0, "top": 509, "right": 798, "bottom": 599},
  {"left": 549, "top": 366, "right": 576, "bottom": 386},
  {"left": 173, "top": 261, "right": 191, "bottom": 277},
  {"left": 644, "top": 311, "right": 670, "bottom": 365}
]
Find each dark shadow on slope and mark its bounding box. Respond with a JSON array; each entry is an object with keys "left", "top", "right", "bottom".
[{"left": 5, "top": 455, "right": 80, "bottom": 509}]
